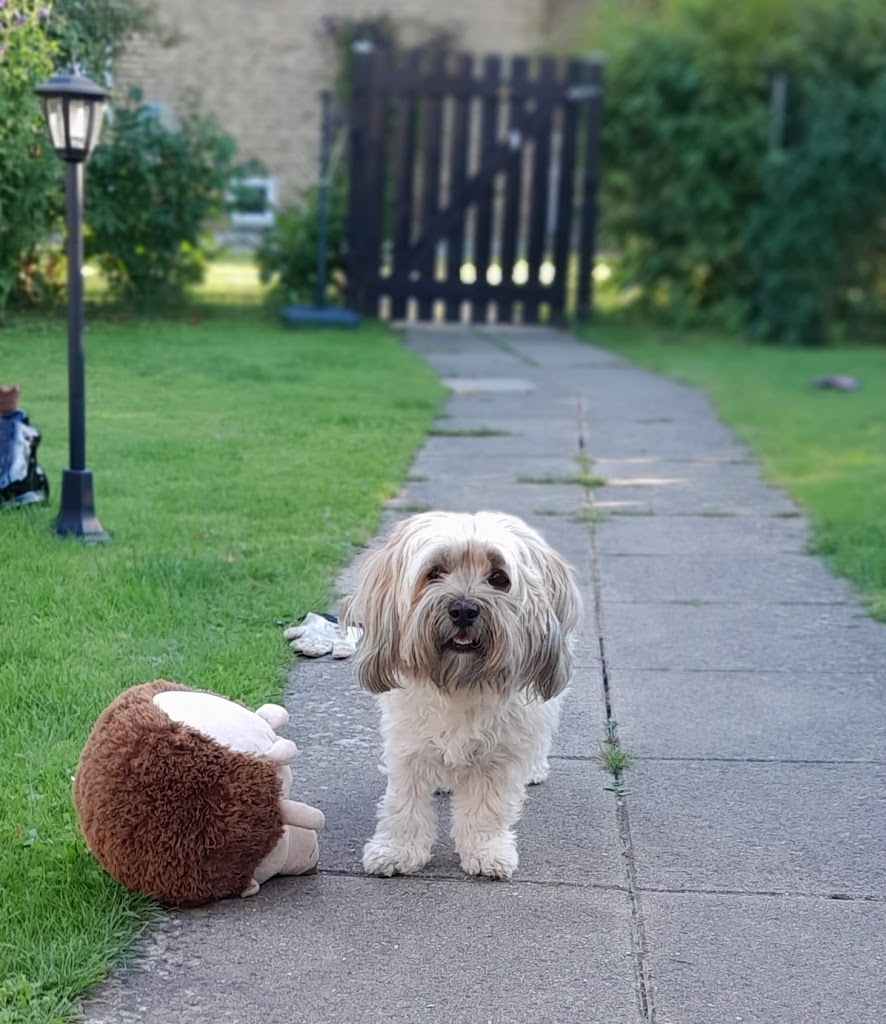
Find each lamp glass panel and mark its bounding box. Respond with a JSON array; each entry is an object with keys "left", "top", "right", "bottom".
[
  {"left": 67, "top": 99, "right": 88, "bottom": 151},
  {"left": 86, "top": 102, "right": 106, "bottom": 153},
  {"left": 44, "top": 97, "right": 67, "bottom": 153}
]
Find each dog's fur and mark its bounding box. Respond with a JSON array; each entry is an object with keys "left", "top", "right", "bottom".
[{"left": 341, "top": 510, "right": 581, "bottom": 879}]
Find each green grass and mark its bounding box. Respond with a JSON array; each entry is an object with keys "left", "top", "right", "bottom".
[
  {"left": 585, "top": 322, "right": 886, "bottom": 620},
  {"left": 0, "top": 309, "right": 444, "bottom": 1022}
]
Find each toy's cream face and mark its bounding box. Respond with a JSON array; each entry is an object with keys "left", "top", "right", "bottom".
[{"left": 152, "top": 691, "right": 283, "bottom": 756}]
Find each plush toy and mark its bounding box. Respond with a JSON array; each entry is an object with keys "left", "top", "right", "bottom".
[{"left": 73, "top": 680, "right": 325, "bottom": 906}]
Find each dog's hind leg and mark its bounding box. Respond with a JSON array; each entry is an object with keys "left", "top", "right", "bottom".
[{"left": 525, "top": 694, "right": 564, "bottom": 785}]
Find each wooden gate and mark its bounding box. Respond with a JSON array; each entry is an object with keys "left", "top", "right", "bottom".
[{"left": 345, "top": 48, "right": 603, "bottom": 325}]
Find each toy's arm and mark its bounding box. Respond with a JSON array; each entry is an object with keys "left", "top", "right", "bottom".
[{"left": 281, "top": 798, "right": 325, "bottom": 831}]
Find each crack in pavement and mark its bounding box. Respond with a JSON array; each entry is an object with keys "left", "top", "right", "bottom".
[{"left": 582, "top": 392, "right": 658, "bottom": 1023}]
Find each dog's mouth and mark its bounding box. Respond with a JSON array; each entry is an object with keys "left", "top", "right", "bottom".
[{"left": 444, "top": 633, "right": 482, "bottom": 654}]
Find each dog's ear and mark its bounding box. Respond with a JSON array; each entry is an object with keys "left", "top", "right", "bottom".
[
  {"left": 522, "top": 543, "right": 581, "bottom": 701},
  {"left": 524, "top": 610, "right": 574, "bottom": 702},
  {"left": 543, "top": 548, "right": 582, "bottom": 636},
  {"left": 340, "top": 546, "right": 401, "bottom": 695}
]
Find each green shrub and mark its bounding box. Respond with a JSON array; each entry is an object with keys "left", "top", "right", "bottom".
[
  {"left": 85, "top": 88, "right": 240, "bottom": 308},
  {"left": 255, "top": 176, "right": 349, "bottom": 307},
  {"left": 0, "top": 2, "right": 58, "bottom": 317},
  {"left": 749, "top": 51, "right": 886, "bottom": 343},
  {"left": 587, "top": 0, "right": 886, "bottom": 343},
  {"left": 48, "top": 0, "right": 153, "bottom": 81}
]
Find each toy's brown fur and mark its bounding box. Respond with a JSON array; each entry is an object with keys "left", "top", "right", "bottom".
[{"left": 73, "top": 680, "right": 284, "bottom": 907}]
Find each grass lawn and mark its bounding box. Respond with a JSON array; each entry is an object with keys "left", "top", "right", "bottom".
[
  {"left": 585, "top": 321, "right": 886, "bottom": 620},
  {"left": 0, "top": 306, "right": 443, "bottom": 1023}
]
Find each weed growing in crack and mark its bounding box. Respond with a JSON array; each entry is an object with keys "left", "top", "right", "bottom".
[
  {"left": 572, "top": 506, "right": 607, "bottom": 525},
  {"left": 597, "top": 719, "right": 632, "bottom": 797},
  {"left": 391, "top": 502, "right": 432, "bottom": 514},
  {"left": 610, "top": 506, "right": 655, "bottom": 516},
  {"left": 518, "top": 472, "right": 607, "bottom": 488},
  {"left": 429, "top": 427, "right": 510, "bottom": 437}
]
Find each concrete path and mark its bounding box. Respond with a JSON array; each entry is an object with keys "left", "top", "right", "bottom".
[{"left": 83, "top": 326, "right": 886, "bottom": 1024}]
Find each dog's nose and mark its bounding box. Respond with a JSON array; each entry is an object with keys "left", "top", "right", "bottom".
[{"left": 448, "top": 599, "right": 480, "bottom": 628}]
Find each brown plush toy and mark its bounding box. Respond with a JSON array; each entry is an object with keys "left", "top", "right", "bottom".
[{"left": 73, "top": 680, "right": 325, "bottom": 906}]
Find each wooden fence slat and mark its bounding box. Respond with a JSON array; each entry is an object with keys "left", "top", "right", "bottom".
[
  {"left": 576, "top": 58, "right": 604, "bottom": 322},
  {"left": 498, "top": 56, "right": 528, "bottom": 325},
  {"left": 362, "top": 51, "right": 390, "bottom": 318},
  {"left": 390, "top": 50, "right": 422, "bottom": 320},
  {"left": 417, "top": 49, "right": 447, "bottom": 320},
  {"left": 470, "top": 55, "right": 501, "bottom": 324},
  {"left": 550, "top": 59, "right": 582, "bottom": 326},
  {"left": 444, "top": 53, "right": 473, "bottom": 322},
  {"left": 524, "top": 57, "right": 558, "bottom": 325},
  {"left": 346, "top": 47, "right": 374, "bottom": 312}
]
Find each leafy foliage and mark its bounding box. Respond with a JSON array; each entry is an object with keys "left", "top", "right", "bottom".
[
  {"left": 48, "top": 0, "right": 154, "bottom": 81},
  {"left": 85, "top": 88, "right": 240, "bottom": 308},
  {"left": 748, "top": 57, "right": 886, "bottom": 344},
  {"left": 0, "top": 2, "right": 58, "bottom": 317},
  {"left": 588, "top": 0, "right": 886, "bottom": 343},
  {"left": 255, "top": 176, "right": 348, "bottom": 307}
]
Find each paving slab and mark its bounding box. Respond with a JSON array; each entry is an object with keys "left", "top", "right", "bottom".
[
  {"left": 594, "top": 464, "right": 799, "bottom": 516},
  {"left": 83, "top": 877, "right": 640, "bottom": 1024},
  {"left": 640, "top": 892, "right": 886, "bottom": 1024},
  {"left": 609, "top": 666, "right": 886, "bottom": 762},
  {"left": 597, "top": 551, "right": 859, "bottom": 606},
  {"left": 625, "top": 760, "right": 886, "bottom": 896},
  {"left": 600, "top": 601, "right": 882, "bottom": 673},
  {"left": 595, "top": 512, "right": 811, "bottom": 556}
]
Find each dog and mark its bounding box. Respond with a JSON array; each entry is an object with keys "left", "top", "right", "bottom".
[{"left": 341, "top": 510, "right": 581, "bottom": 880}]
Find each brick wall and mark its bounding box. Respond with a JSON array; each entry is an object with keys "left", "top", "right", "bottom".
[{"left": 116, "top": 0, "right": 558, "bottom": 208}]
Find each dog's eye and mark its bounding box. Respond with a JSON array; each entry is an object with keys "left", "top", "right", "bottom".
[
  {"left": 488, "top": 570, "right": 510, "bottom": 591},
  {"left": 427, "top": 566, "right": 443, "bottom": 581}
]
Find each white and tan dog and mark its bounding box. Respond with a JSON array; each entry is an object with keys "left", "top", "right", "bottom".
[{"left": 342, "top": 510, "right": 581, "bottom": 880}]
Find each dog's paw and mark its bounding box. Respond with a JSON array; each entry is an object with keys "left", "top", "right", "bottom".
[
  {"left": 362, "top": 837, "right": 432, "bottom": 877},
  {"left": 526, "top": 760, "right": 550, "bottom": 785},
  {"left": 458, "top": 837, "right": 518, "bottom": 880}
]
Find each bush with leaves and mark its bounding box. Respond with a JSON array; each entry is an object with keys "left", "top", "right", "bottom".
[
  {"left": 0, "top": 1, "right": 58, "bottom": 317},
  {"left": 85, "top": 88, "right": 240, "bottom": 308},
  {"left": 48, "top": 0, "right": 153, "bottom": 81},
  {"left": 255, "top": 176, "right": 348, "bottom": 307},
  {"left": 588, "top": 0, "right": 886, "bottom": 343}
]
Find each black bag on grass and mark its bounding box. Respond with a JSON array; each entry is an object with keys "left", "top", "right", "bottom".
[{"left": 0, "top": 396, "right": 49, "bottom": 509}]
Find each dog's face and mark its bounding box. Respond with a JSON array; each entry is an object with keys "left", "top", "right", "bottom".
[{"left": 342, "top": 511, "right": 581, "bottom": 699}]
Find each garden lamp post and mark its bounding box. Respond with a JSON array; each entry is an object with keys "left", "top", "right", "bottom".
[{"left": 34, "top": 67, "right": 110, "bottom": 540}]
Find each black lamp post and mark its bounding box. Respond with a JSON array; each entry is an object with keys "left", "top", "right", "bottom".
[{"left": 34, "top": 67, "right": 110, "bottom": 541}]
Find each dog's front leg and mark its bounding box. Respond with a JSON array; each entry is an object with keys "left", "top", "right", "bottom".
[
  {"left": 363, "top": 752, "right": 439, "bottom": 877},
  {"left": 451, "top": 759, "right": 526, "bottom": 880}
]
